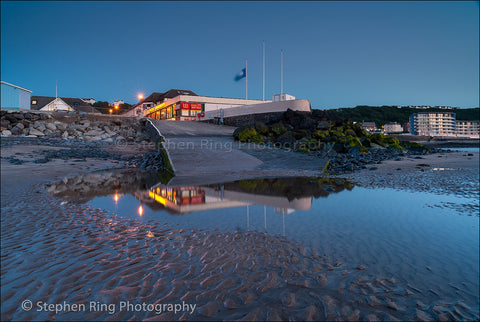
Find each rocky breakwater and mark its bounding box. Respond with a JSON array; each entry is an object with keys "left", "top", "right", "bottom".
[
  {"left": 0, "top": 110, "right": 151, "bottom": 144},
  {"left": 234, "top": 109, "right": 435, "bottom": 174}
]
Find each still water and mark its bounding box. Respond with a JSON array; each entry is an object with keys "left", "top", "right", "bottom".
[{"left": 46, "top": 169, "right": 480, "bottom": 319}]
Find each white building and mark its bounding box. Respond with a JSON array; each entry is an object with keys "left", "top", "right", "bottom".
[
  {"left": 81, "top": 98, "right": 96, "bottom": 105},
  {"left": 1, "top": 81, "right": 32, "bottom": 110},
  {"left": 384, "top": 122, "right": 403, "bottom": 134},
  {"left": 272, "top": 93, "right": 295, "bottom": 102},
  {"left": 410, "top": 112, "right": 456, "bottom": 136},
  {"left": 456, "top": 120, "right": 479, "bottom": 138},
  {"left": 113, "top": 100, "right": 124, "bottom": 106},
  {"left": 31, "top": 96, "right": 100, "bottom": 113}
]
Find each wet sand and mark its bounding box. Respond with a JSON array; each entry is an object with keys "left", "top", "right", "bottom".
[{"left": 1, "top": 141, "right": 479, "bottom": 321}]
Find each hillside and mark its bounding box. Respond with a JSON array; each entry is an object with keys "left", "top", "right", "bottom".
[{"left": 320, "top": 106, "right": 479, "bottom": 127}]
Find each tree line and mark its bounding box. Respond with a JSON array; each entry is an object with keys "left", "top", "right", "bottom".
[{"left": 320, "top": 105, "right": 479, "bottom": 128}]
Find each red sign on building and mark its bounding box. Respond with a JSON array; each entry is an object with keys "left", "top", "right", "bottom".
[
  {"left": 190, "top": 102, "right": 203, "bottom": 110},
  {"left": 181, "top": 102, "right": 190, "bottom": 109}
]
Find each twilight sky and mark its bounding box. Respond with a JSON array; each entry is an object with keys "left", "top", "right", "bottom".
[{"left": 1, "top": 1, "right": 478, "bottom": 108}]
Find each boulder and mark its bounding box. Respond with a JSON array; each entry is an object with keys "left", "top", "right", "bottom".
[
  {"left": 84, "top": 130, "right": 104, "bottom": 136},
  {"left": 16, "top": 122, "right": 25, "bottom": 130},
  {"left": 45, "top": 122, "right": 57, "bottom": 131},
  {"left": 4, "top": 114, "right": 17, "bottom": 123},
  {"left": 23, "top": 113, "right": 33, "bottom": 120},
  {"left": 276, "top": 133, "right": 295, "bottom": 147},
  {"left": 29, "top": 128, "right": 45, "bottom": 136},
  {"left": 11, "top": 126, "right": 24, "bottom": 135},
  {"left": 1, "top": 130, "right": 12, "bottom": 136},
  {"left": 55, "top": 122, "right": 67, "bottom": 131},
  {"left": 12, "top": 113, "right": 24, "bottom": 120},
  {"left": 0, "top": 119, "right": 10, "bottom": 129},
  {"left": 62, "top": 131, "right": 69, "bottom": 139}
]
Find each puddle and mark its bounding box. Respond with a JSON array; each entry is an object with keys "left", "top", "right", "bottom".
[{"left": 44, "top": 169, "right": 479, "bottom": 320}]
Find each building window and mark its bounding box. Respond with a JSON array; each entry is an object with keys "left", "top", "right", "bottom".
[{"left": 32, "top": 100, "right": 37, "bottom": 105}]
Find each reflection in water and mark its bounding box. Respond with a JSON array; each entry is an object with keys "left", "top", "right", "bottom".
[
  {"left": 43, "top": 169, "right": 479, "bottom": 320},
  {"left": 46, "top": 170, "right": 355, "bottom": 216}
]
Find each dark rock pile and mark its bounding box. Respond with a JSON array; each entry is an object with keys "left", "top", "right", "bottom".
[
  {"left": 124, "top": 151, "right": 169, "bottom": 172},
  {"left": 233, "top": 109, "right": 436, "bottom": 174},
  {"left": 1, "top": 110, "right": 151, "bottom": 143}
]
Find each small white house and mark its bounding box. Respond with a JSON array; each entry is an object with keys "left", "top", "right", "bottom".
[
  {"left": 31, "top": 96, "right": 100, "bottom": 113},
  {"left": 272, "top": 93, "right": 295, "bottom": 102},
  {"left": 1, "top": 81, "right": 32, "bottom": 109}
]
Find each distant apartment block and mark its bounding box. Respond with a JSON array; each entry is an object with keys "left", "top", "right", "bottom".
[
  {"left": 456, "top": 120, "right": 479, "bottom": 137},
  {"left": 410, "top": 112, "right": 456, "bottom": 136},
  {"left": 113, "top": 100, "right": 124, "bottom": 106},
  {"left": 1, "top": 81, "right": 32, "bottom": 110},
  {"left": 383, "top": 122, "right": 403, "bottom": 134}
]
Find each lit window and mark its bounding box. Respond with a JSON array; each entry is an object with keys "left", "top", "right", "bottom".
[{"left": 32, "top": 100, "right": 37, "bottom": 104}]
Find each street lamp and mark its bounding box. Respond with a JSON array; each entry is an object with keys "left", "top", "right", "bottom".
[
  {"left": 114, "top": 105, "right": 119, "bottom": 110},
  {"left": 109, "top": 108, "right": 113, "bottom": 114},
  {"left": 138, "top": 94, "right": 144, "bottom": 101}
]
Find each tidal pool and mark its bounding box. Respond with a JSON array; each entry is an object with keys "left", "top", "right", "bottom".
[{"left": 46, "top": 169, "right": 480, "bottom": 320}]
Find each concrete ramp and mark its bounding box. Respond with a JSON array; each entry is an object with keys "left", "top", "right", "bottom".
[
  {"left": 151, "top": 120, "right": 236, "bottom": 137},
  {"left": 148, "top": 119, "right": 326, "bottom": 180}
]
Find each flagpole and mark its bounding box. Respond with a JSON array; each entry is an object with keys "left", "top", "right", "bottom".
[
  {"left": 280, "top": 49, "right": 283, "bottom": 97},
  {"left": 246, "top": 59, "right": 248, "bottom": 102},
  {"left": 263, "top": 40, "right": 265, "bottom": 101}
]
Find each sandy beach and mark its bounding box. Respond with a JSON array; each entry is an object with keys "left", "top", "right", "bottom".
[{"left": 1, "top": 138, "right": 479, "bottom": 321}]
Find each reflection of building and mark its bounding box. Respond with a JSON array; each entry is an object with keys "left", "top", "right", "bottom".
[
  {"left": 410, "top": 112, "right": 456, "bottom": 136},
  {"left": 1, "top": 81, "right": 32, "bottom": 110},
  {"left": 148, "top": 183, "right": 312, "bottom": 214}
]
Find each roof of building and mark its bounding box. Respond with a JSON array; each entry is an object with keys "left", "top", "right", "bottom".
[
  {"left": 141, "top": 89, "right": 197, "bottom": 104},
  {"left": 31, "top": 96, "right": 100, "bottom": 113},
  {"left": 1, "top": 80, "right": 32, "bottom": 93},
  {"left": 129, "top": 89, "right": 198, "bottom": 113}
]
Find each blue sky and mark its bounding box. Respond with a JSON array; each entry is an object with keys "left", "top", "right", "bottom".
[{"left": 1, "top": 1, "right": 478, "bottom": 108}]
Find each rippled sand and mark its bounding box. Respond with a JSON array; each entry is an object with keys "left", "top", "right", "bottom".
[{"left": 1, "top": 145, "right": 479, "bottom": 321}]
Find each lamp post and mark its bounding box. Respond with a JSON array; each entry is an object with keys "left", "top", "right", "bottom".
[{"left": 109, "top": 108, "right": 113, "bottom": 115}]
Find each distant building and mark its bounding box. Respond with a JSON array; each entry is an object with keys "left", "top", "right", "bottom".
[
  {"left": 272, "top": 93, "right": 295, "bottom": 102},
  {"left": 410, "top": 112, "right": 456, "bottom": 136},
  {"left": 113, "top": 100, "right": 124, "bottom": 107},
  {"left": 456, "top": 120, "right": 479, "bottom": 138},
  {"left": 1, "top": 81, "right": 32, "bottom": 110},
  {"left": 361, "top": 121, "right": 377, "bottom": 132},
  {"left": 402, "top": 121, "right": 411, "bottom": 133},
  {"left": 384, "top": 122, "right": 403, "bottom": 134},
  {"left": 31, "top": 96, "right": 100, "bottom": 114},
  {"left": 81, "top": 98, "right": 96, "bottom": 105}
]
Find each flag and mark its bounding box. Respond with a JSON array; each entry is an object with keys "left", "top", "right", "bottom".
[{"left": 234, "top": 68, "right": 246, "bottom": 81}]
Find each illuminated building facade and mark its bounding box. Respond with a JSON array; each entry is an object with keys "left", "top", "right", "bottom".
[
  {"left": 127, "top": 89, "right": 268, "bottom": 121},
  {"left": 410, "top": 112, "right": 456, "bottom": 136}
]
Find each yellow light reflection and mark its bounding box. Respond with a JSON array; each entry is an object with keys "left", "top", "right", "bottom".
[
  {"left": 114, "top": 193, "right": 119, "bottom": 203},
  {"left": 138, "top": 205, "right": 143, "bottom": 216}
]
